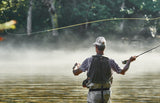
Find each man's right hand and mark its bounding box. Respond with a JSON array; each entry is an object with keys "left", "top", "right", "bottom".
[{"left": 129, "top": 56, "right": 137, "bottom": 62}]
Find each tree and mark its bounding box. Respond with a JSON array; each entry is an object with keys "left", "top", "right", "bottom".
[
  {"left": 42, "top": 0, "right": 58, "bottom": 36},
  {"left": 0, "top": 0, "right": 28, "bottom": 33},
  {"left": 121, "top": 0, "right": 160, "bottom": 38},
  {"left": 56, "top": 0, "right": 124, "bottom": 35},
  {"left": 27, "top": 0, "right": 33, "bottom": 35},
  {"left": 0, "top": 0, "right": 160, "bottom": 40}
]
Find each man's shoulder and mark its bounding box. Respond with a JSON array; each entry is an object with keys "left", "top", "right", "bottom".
[
  {"left": 101, "top": 56, "right": 116, "bottom": 63},
  {"left": 108, "top": 58, "right": 115, "bottom": 62},
  {"left": 85, "top": 56, "right": 93, "bottom": 60},
  {"left": 82, "top": 56, "right": 93, "bottom": 63}
]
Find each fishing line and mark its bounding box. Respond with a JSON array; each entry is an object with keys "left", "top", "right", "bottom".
[{"left": 6, "top": 16, "right": 160, "bottom": 35}]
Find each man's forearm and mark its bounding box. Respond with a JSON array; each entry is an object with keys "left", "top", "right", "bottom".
[
  {"left": 121, "top": 56, "right": 136, "bottom": 75},
  {"left": 121, "top": 60, "right": 131, "bottom": 75},
  {"left": 123, "top": 60, "right": 131, "bottom": 71}
]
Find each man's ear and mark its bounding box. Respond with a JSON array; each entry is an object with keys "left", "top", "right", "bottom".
[{"left": 95, "top": 45, "right": 98, "bottom": 49}]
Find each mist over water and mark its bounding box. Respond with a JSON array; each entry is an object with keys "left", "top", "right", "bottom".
[{"left": 0, "top": 40, "right": 160, "bottom": 76}]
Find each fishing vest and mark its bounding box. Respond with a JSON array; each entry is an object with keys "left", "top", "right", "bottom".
[{"left": 87, "top": 55, "right": 112, "bottom": 84}]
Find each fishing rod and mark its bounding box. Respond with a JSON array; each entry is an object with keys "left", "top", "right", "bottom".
[{"left": 122, "top": 44, "right": 160, "bottom": 64}]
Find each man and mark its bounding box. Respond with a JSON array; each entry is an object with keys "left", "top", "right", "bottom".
[{"left": 73, "top": 36, "right": 136, "bottom": 103}]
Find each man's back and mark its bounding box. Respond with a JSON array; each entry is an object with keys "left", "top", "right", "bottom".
[{"left": 87, "top": 55, "right": 112, "bottom": 84}]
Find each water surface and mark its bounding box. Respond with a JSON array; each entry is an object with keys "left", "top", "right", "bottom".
[{"left": 0, "top": 72, "right": 159, "bottom": 103}]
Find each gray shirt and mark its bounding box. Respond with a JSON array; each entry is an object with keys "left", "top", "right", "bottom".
[{"left": 79, "top": 56, "right": 123, "bottom": 74}]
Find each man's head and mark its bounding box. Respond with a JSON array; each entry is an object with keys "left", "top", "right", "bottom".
[{"left": 93, "top": 36, "right": 106, "bottom": 51}]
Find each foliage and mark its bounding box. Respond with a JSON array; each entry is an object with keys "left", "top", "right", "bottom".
[
  {"left": 0, "top": 20, "right": 16, "bottom": 30},
  {"left": 0, "top": 0, "right": 160, "bottom": 40},
  {"left": 56, "top": 0, "right": 124, "bottom": 34},
  {"left": 0, "top": 0, "right": 28, "bottom": 27}
]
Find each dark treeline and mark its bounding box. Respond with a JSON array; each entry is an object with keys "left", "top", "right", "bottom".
[{"left": 0, "top": 0, "right": 160, "bottom": 48}]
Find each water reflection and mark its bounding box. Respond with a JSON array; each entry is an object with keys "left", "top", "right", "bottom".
[
  {"left": 0, "top": 72, "right": 159, "bottom": 103},
  {"left": 112, "top": 73, "right": 160, "bottom": 103}
]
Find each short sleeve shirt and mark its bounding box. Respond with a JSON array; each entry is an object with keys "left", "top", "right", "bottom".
[{"left": 79, "top": 56, "right": 122, "bottom": 74}]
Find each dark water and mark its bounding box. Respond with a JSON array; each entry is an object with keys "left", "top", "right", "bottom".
[{"left": 0, "top": 72, "right": 159, "bottom": 103}]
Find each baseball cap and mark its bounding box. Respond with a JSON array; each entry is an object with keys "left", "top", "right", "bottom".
[{"left": 93, "top": 36, "right": 106, "bottom": 46}]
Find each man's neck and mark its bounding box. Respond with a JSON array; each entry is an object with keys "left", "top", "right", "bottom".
[{"left": 96, "top": 51, "right": 104, "bottom": 55}]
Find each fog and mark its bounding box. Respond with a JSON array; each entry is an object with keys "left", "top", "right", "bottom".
[{"left": 0, "top": 40, "right": 160, "bottom": 77}]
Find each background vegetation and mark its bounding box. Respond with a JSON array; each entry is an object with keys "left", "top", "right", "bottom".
[{"left": 0, "top": 0, "right": 160, "bottom": 48}]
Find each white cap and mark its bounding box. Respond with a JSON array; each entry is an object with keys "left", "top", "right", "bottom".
[{"left": 93, "top": 36, "right": 106, "bottom": 46}]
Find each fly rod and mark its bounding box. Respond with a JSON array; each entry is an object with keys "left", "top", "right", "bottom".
[{"left": 122, "top": 44, "right": 160, "bottom": 64}]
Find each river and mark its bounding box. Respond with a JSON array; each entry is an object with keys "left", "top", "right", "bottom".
[{"left": 0, "top": 48, "right": 159, "bottom": 103}]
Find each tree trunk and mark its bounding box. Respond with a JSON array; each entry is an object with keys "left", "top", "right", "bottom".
[
  {"left": 120, "top": 1, "right": 125, "bottom": 31},
  {"left": 27, "top": 0, "right": 33, "bottom": 35},
  {"left": 155, "top": 12, "right": 160, "bottom": 37},
  {"left": 42, "top": 0, "right": 58, "bottom": 36},
  {"left": 85, "top": 0, "right": 92, "bottom": 30},
  {"left": 49, "top": 0, "right": 58, "bottom": 36}
]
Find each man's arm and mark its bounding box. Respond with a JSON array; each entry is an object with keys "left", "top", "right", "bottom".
[
  {"left": 72, "top": 57, "right": 91, "bottom": 76},
  {"left": 120, "top": 56, "right": 136, "bottom": 75},
  {"left": 109, "top": 56, "right": 136, "bottom": 75}
]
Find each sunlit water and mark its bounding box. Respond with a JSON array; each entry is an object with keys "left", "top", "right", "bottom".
[
  {"left": 0, "top": 46, "right": 159, "bottom": 103},
  {"left": 0, "top": 73, "right": 159, "bottom": 103}
]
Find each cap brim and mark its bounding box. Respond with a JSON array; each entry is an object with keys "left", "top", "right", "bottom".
[{"left": 93, "top": 42, "right": 101, "bottom": 46}]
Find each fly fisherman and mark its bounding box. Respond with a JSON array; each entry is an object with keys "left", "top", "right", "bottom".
[{"left": 73, "top": 36, "right": 136, "bottom": 103}]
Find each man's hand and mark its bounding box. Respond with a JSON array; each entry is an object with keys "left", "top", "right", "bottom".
[
  {"left": 129, "top": 56, "right": 137, "bottom": 62},
  {"left": 72, "top": 63, "right": 80, "bottom": 70},
  {"left": 121, "top": 56, "right": 137, "bottom": 75},
  {"left": 72, "top": 63, "right": 82, "bottom": 76},
  {"left": 122, "top": 56, "right": 137, "bottom": 64}
]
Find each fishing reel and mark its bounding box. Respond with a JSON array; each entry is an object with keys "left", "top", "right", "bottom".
[{"left": 122, "top": 60, "right": 128, "bottom": 64}]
